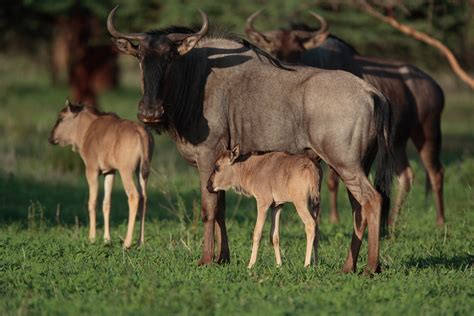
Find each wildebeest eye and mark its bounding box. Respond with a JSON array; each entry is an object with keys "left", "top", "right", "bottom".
[{"left": 213, "top": 165, "right": 220, "bottom": 173}]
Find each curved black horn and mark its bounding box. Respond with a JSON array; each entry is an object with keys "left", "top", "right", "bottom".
[
  {"left": 245, "top": 10, "right": 263, "bottom": 34},
  {"left": 293, "top": 11, "right": 329, "bottom": 39},
  {"left": 245, "top": 9, "right": 274, "bottom": 47},
  {"left": 107, "top": 5, "right": 146, "bottom": 41},
  {"left": 167, "top": 9, "right": 209, "bottom": 42}
]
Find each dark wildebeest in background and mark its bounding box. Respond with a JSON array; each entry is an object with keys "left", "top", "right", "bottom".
[
  {"left": 246, "top": 11, "right": 445, "bottom": 226},
  {"left": 51, "top": 11, "right": 119, "bottom": 106},
  {"left": 207, "top": 146, "right": 323, "bottom": 268},
  {"left": 107, "top": 6, "right": 393, "bottom": 274},
  {"left": 49, "top": 100, "right": 153, "bottom": 248}
]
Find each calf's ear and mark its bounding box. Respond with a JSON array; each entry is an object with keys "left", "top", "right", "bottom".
[{"left": 230, "top": 144, "right": 241, "bottom": 164}]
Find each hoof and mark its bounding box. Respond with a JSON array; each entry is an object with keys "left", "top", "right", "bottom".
[
  {"left": 214, "top": 255, "right": 230, "bottom": 265},
  {"left": 329, "top": 214, "right": 340, "bottom": 225},
  {"left": 341, "top": 266, "right": 355, "bottom": 274},
  {"left": 436, "top": 218, "right": 446, "bottom": 227},
  {"left": 197, "top": 257, "right": 213, "bottom": 266},
  {"left": 362, "top": 265, "right": 382, "bottom": 276}
]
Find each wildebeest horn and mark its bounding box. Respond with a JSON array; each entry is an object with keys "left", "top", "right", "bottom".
[
  {"left": 293, "top": 11, "right": 329, "bottom": 40},
  {"left": 107, "top": 5, "right": 146, "bottom": 41},
  {"left": 245, "top": 10, "right": 272, "bottom": 45},
  {"left": 167, "top": 10, "right": 209, "bottom": 42}
]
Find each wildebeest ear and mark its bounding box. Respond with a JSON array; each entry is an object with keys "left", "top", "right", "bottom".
[
  {"left": 66, "top": 101, "right": 83, "bottom": 114},
  {"left": 174, "top": 36, "right": 201, "bottom": 56},
  {"left": 247, "top": 31, "right": 274, "bottom": 52},
  {"left": 229, "top": 144, "right": 241, "bottom": 164},
  {"left": 111, "top": 38, "right": 138, "bottom": 56}
]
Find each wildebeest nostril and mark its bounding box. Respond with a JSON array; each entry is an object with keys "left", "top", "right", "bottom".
[{"left": 206, "top": 179, "right": 214, "bottom": 193}]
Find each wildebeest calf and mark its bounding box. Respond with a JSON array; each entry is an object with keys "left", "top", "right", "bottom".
[
  {"left": 49, "top": 100, "right": 154, "bottom": 248},
  {"left": 207, "top": 145, "right": 322, "bottom": 268}
]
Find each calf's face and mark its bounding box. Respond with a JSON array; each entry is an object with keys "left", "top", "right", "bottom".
[
  {"left": 48, "top": 100, "right": 83, "bottom": 147},
  {"left": 207, "top": 145, "right": 240, "bottom": 193}
]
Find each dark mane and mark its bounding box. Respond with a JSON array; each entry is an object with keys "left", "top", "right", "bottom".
[
  {"left": 326, "top": 35, "right": 359, "bottom": 55},
  {"left": 288, "top": 22, "right": 359, "bottom": 55}
]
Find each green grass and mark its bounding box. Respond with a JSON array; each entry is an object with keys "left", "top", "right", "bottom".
[{"left": 0, "top": 54, "right": 473, "bottom": 315}]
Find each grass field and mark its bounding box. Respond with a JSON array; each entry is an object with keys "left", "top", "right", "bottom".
[{"left": 0, "top": 55, "right": 473, "bottom": 315}]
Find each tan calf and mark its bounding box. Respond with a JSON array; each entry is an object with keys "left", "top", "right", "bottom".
[
  {"left": 49, "top": 100, "right": 154, "bottom": 248},
  {"left": 207, "top": 145, "right": 322, "bottom": 268}
]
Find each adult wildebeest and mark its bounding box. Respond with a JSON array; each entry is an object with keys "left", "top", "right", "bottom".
[
  {"left": 246, "top": 11, "right": 445, "bottom": 226},
  {"left": 107, "top": 6, "right": 393, "bottom": 273},
  {"left": 49, "top": 100, "right": 153, "bottom": 248},
  {"left": 207, "top": 146, "right": 323, "bottom": 268}
]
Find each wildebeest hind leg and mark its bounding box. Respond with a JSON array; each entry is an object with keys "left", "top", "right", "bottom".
[
  {"left": 412, "top": 126, "right": 445, "bottom": 226},
  {"left": 340, "top": 170, "right": 382, "bottom": 274}
]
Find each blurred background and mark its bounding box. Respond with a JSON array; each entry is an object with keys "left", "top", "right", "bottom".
[{"left": 1, "top": 0, "right": 473, "bottom": 103}]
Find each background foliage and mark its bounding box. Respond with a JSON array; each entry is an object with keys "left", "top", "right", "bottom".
[{"left": 1, "top": 0, "right": 473, "bottom": 71}]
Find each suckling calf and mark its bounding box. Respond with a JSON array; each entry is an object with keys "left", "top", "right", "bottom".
[
  {"left": 49, "top": 100, "right": 154, "bottom": 248},
  {"left": 207, "top": 145, "right": 322, "bottom": 268}
]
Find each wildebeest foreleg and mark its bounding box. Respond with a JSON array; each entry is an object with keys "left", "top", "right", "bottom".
[
  {"left": 390, "top": 145, "right": 413, "bottom": 225},
  {"left": 327, "top": 168, "right": 340, "bottom": 224},
  {"left": 85, "top": 168, "right": 99, "bottom": 242},
  {"left": 214, "top": 191, "right": 230, "bottom": 263},
  {"left": 199, "top": 169, "right": 218, "bottom": 265},
  {"left": 102, "top": 172, "right": 115, "bottom": 243}
]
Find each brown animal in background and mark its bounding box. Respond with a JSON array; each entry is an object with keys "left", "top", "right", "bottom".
[
  {"left": 207, "top": 145, "right": 322, "bottom": 268},
  {"left": 246, "top": 11, "right": 445, "bottom": 226},
  {"left": 48, "top": 100, "right": 154, "bottom": 248},
  {"left": 51, "top": 12, "right": 119, "bottom": 106}
]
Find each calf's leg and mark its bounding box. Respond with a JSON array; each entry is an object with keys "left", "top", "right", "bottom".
[
  {"left": 102, "top": 172, "right": 115, "bottom": 243},
  {"left": 270, "top": 205, "right": 283, "bottom": 266},
  {"left": 248, "top": 199, "right": 271, "bottom": 269},
  {"left": 294, "top": 201, "right": 317, "bottom": 267},
  {"left": 85, "top": 169, "right": 99, "bottom": 242},
  {"left": 120, "top": 171, "right": 139, "bottom": 249},
  {"left": 136, "top": 170, "right": 148, "bottom": 246}
]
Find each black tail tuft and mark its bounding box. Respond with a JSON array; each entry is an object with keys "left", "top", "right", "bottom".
[{"left": 373, "top": 91, "right": 395, "bottom": 236}]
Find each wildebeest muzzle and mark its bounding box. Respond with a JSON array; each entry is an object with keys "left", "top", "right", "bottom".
[{"left": 137, "top": 101, "right": 165, "bottom": 124}]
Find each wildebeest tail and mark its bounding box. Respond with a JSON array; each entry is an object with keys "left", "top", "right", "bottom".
[
  {"left": 139, "top": 128, "right": 154, "bottom": 179},
  {"left": 373, "top": 90, "right": 394, "bottom": 236}
]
